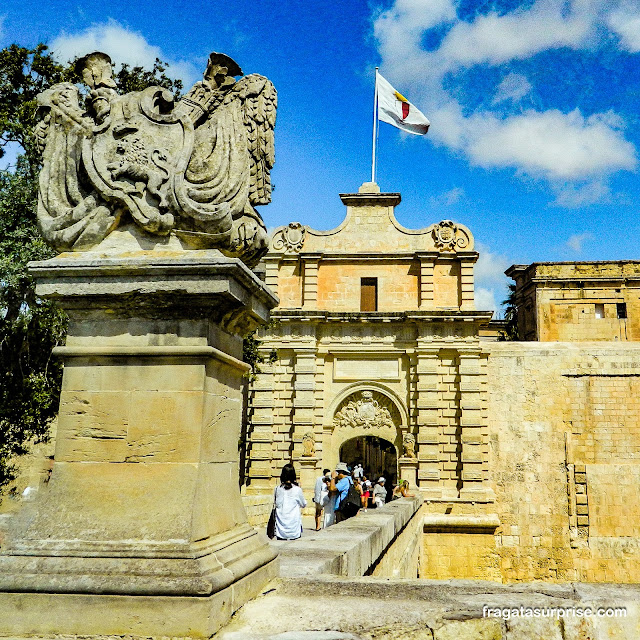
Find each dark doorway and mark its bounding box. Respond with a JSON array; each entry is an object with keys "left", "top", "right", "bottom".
[{"left": 339, "top": 436, "right": 397, "bottom": 485}]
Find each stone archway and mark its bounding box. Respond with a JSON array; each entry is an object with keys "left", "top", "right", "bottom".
[
  {"left": 327, "top": 387, "right": 405, "bottom": 477},
  {"left": 339, "top": 435, "right": 398, "bottom": 485}
]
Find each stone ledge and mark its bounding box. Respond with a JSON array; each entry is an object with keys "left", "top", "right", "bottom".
[
  {"left": 423, "top": 514, "right": 501, "bottom": 533},
  {"left": 275, "top": 497, "right": 421, "bottom": 578},
  {"left": 216, "top": 576, "right": 640, "bottom": 640}
]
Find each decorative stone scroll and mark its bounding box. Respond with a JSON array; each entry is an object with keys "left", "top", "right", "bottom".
[
  {"left": 432, "top": 220, "right": 470, "bottom": 252},
  {"left": 34, "top": 51, "right": 277, "bottom": 265},
  {"left": 333, "top": 390, "right": 397, "bottom": 431},
  {"left": 272, "top": 222, "right": 306, "bottom": 253}
]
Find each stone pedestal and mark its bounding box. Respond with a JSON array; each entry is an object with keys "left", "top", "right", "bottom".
[
  {"left": 296, "top": 456, "right": 319, "bottom": 499},
  {"left": 0, "top": 250, "right": 279, "bottom": 638},
  {"left": 398, "top": 456, "right": 418, "bottom": 490}
]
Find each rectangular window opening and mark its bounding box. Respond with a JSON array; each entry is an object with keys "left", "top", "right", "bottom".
[
  {"left": 361, "top": 277, "right": 378, "bottom": 312},
  {"left": 595, "top": 303, "right": 605, "bottom": 319},
  {"left": 617, "top": 302, "right": 627, "bottom": 319}
]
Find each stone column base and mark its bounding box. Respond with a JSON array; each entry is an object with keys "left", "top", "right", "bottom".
[
  {"left": 0, "top": 557, "right": 278, "bottom": 639},
  {"left": 0, "top": 249, "right": 279, "bottom": 639}
]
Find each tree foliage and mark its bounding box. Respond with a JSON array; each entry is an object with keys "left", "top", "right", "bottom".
[
  {"left": 498, "top": 283, "right": 519, "bottom": 341},
  {"left": 0, "top": 44, "right": 182, "bottom": 493}
]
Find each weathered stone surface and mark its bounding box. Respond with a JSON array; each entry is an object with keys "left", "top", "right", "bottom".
[
  {"left": 215, "top": 576, "right": 640, "bottom": 640},
  {"left": 276, "top": 497, "right": 421, "bottom": 578},
  {"left": 434, "top": 619, "right": 503, "bottom": 639},
  {"left": 507, "top": 261, "right": 640, "bottom": 341},
  {"left": 35, "top": 51, "right": 276, "bottom": 265},
  {"left": 0, "top": 249, "right": 279, "bottom": 637}
]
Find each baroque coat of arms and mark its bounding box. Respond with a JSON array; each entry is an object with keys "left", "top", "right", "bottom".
[
  {"left": 333, "top": 390, "right": 396, "bottom": 431},
  {"left": 34, "top": 51, "right": 276, "bottom": 266}
]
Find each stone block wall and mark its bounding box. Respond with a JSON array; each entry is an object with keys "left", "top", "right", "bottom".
[
  {"left": 316, "top": 262, "right": 420, "bottom": 312},
  {"left": 419, "top": 342, "right": 640, "bottom": 584},
  {"left": 481, "top": 342, "right": 640, "bottom": 583},
  {"left": 508, "top": 261, "right": 640, "bottom": 341}
]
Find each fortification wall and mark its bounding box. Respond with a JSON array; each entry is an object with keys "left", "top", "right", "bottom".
[{"left": 424, "top": 342, "right": 640, "bottom": 583}]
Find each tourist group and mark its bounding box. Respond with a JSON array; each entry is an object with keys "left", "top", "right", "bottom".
[{"left": 267, "top": 462, "right": 414, "bottom": 541}]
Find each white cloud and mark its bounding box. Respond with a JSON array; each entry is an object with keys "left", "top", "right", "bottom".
[
  {"left": 467, "top": 109, "right": 636, "bottom": 180},
  {"left": 553, "top": 180, "right": 612, "bottom": 207},
  {"left": 429, "top": 186, "right": 465, "bottom": 206},
  {"left": 373, "top": 0, "right": 639, "bottom": 196},
  {"left": 475, "top": 287, "right": 497, "bottom": 314},
  {"left": 436, "top": 2, "right": 593, "bottom": 71},
  {"left": 492, "top": 73, "right": 532, "bottom": 105},
  {"left": 50, "top": 21, "right": 199, "bottom": 86},
  {"left": 475, "top": 244, "right": 511, "bottom": 286},
  {"left": 608, "top": 7, "right": 640, "bottom": 52},
  {"left": 566, "top": 232, "right": 593, "bottom": 252}
]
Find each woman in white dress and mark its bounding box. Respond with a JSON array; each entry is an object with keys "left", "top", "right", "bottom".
[{"left": 274, "top": 463, "right": 307, "bottom": 540}]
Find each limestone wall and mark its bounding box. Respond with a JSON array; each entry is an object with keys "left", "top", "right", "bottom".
[
  {"left": 316, "top": 262, "right": 419, "bottom": 312},
  {"left": 421, "top": 342, "right": 640, "bottom": 583},
  {"left": 509, "top": 261, "right": 640, "bottom": 341},
  {"left": 217, "top": 577, "right": 640, "bottom": 640}
]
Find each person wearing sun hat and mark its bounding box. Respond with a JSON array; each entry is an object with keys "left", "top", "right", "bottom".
[
  {"left": 373, "top": 477, "right": 387, "bottom": 508},
  {"left": 329, "top": 462, "right": 353, "bottom": 523}
]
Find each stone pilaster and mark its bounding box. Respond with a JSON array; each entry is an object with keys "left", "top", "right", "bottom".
[
  {"left": 302, "top": 254, "right": 321, "bottom": 310},
  {"left": 417, "top": 253, "right": 437, "bottom": 309},
  {"left": 459, "top": 256, "right": 476, "bottom": 311},
  {"left": 264, "top": 256, "right": 280, "bottom": 293},
  {"left": 292, "top": 349, "right": 317, "bottom": 459},
  {"left": 415, "top": 351, "right": 442, "bottom": 498},
  {"left": 458, "top": 351, "right": 493, "bottom": 501},
  {"left": 246, "top": 362, "right": 275, "bottom": 492}
]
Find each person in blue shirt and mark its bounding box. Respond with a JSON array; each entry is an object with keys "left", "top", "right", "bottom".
[{"left": 329, "top": 462, "right": 353, "bottom": 523}]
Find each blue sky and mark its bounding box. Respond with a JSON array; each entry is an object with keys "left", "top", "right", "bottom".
[{"left": 3, "top": 0, "right": 640, "bottom": 314}]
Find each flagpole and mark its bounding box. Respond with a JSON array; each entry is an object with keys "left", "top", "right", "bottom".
[{"left": 371, "top": 67, "right": 379, "bottom": 184}]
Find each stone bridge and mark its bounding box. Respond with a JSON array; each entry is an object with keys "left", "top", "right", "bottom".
[{"left": 215, "top": 497, "right": 640, "bottom": 639}]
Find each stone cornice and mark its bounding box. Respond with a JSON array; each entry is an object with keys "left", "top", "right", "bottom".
[
  {"left": 339, "top": 192, "right": 402, "bottom": 207},
  {"left": 271, "top": 309, "right": 493, "bottom": 322}
]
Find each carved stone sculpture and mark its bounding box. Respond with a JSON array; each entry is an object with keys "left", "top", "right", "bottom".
[
  {"left": 403, "top": 432, "right": 417, "bottom": 458},
  {"left": 333, "top": 390, "right": 396, "bottom": 431},
  {"left": 432, "top": 220, "right": 470, "bottom": 252},
  {"left": 301, "top": 432, "right": 316, "bottom": 457},
  {"left": 272, "top": 222, "right": 306, "bottom": 253},
  {"left": 35, "top": 51, "right": 276, "bottom": 266}
]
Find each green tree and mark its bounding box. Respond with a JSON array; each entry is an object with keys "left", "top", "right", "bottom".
[
  {"left": 498, "top": 283, "right": 519, "bottom": 341},
  {"left": 0, "top": 44, "right": 182, "bottom": 494}
]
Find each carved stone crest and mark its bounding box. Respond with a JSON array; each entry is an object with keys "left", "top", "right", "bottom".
[
  {"left": 35, "top": 51, "right": 277, "bottom": 266},
  {"left": 432, "top": 220, "right": 469, "bottom": 252},
  {"left": 333, "top": 390, "right": 396, "bottom": 431},
  {"left": 272, "top": 222, "right": 306, "bottom": 253}
]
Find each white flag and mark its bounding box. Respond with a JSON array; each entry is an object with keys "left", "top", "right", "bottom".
[{"left": 376, "top": 71, "right": 430, "bottom": 135}]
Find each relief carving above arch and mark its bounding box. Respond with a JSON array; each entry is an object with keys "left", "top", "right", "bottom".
[{"left": 332, "top": 390, "right": 400, "bottom": 431}]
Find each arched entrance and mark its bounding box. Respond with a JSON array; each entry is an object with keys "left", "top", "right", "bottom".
[
  {"left": 328, "top": 387, "right": 405, "bottom": 484},
  {"left": 339, "top": 436, "right": 397, "bottom": 485}
]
